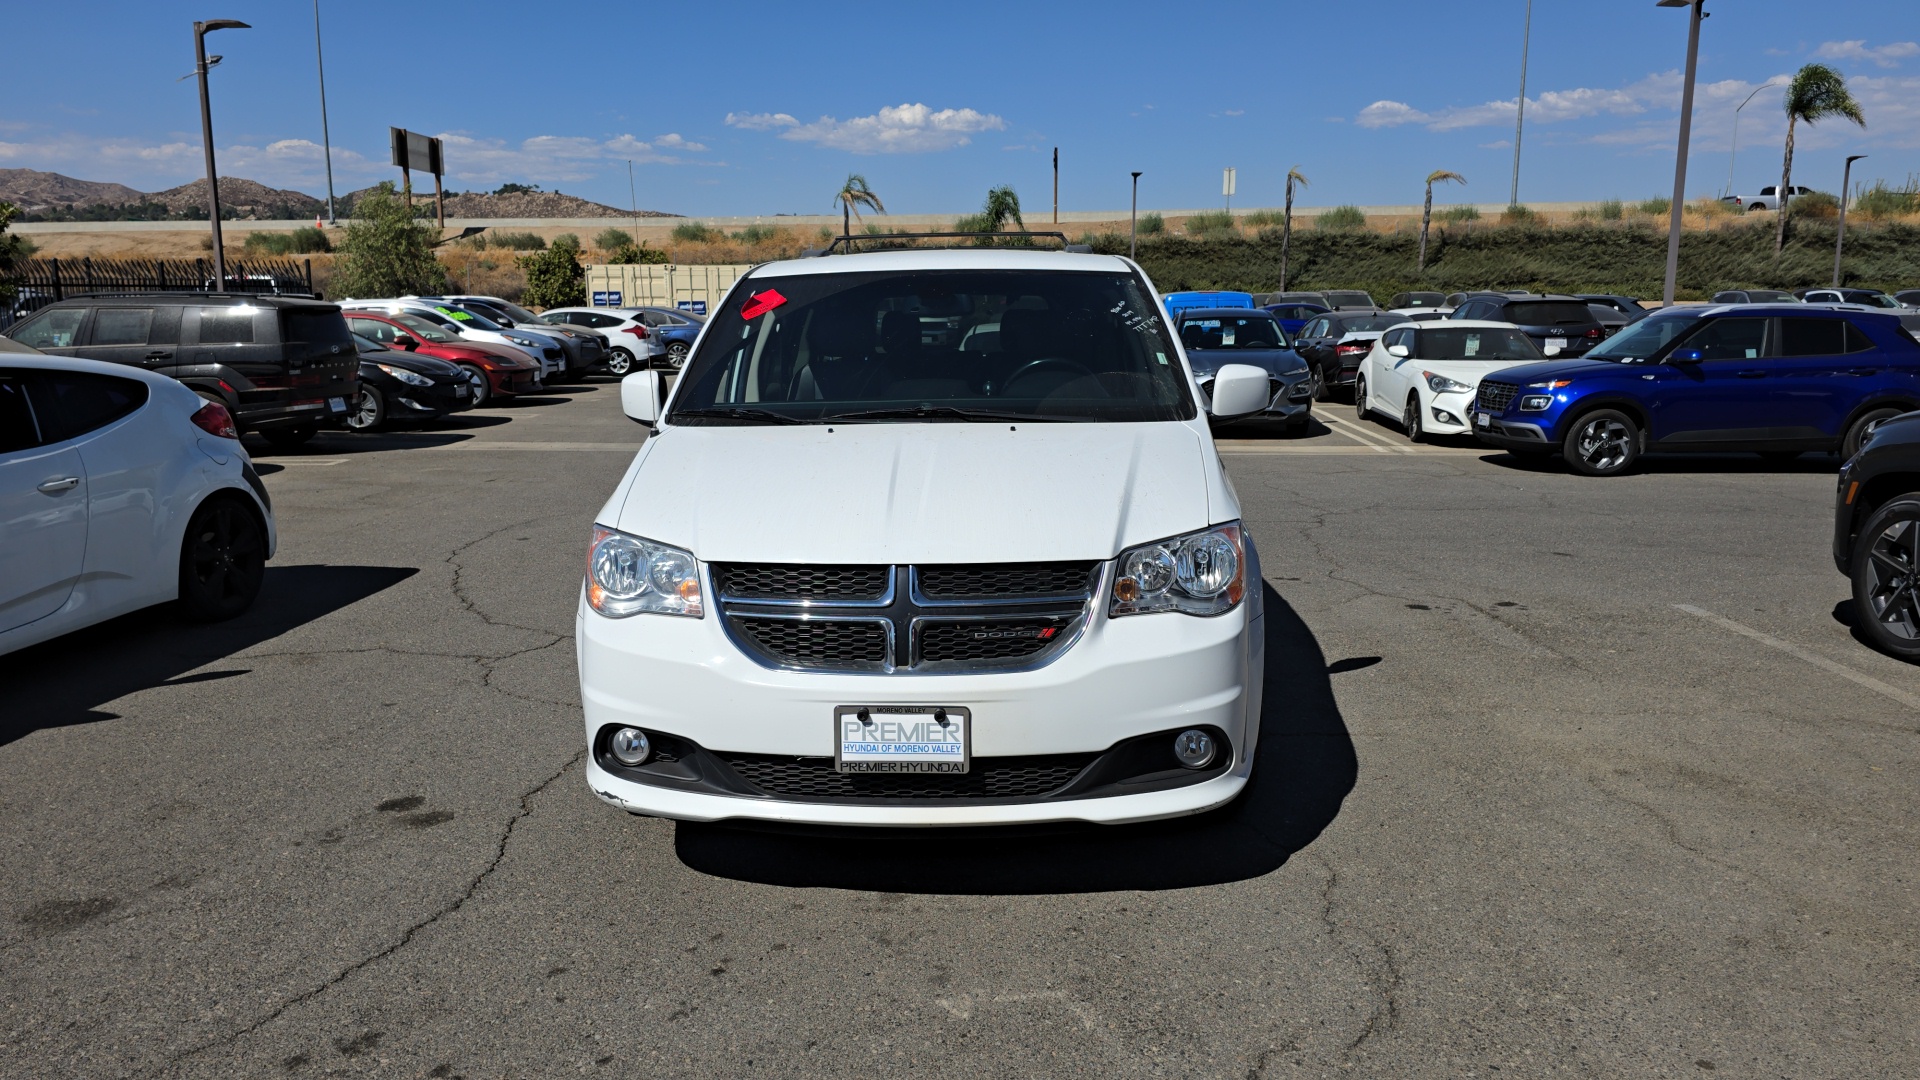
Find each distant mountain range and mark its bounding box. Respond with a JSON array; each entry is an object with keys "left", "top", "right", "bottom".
[{"left": 2, "top": 168, "right": 675, "bottom": 221}]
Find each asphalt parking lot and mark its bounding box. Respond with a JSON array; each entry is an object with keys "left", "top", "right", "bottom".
[{"left": 4, "top": 389, "right": 1915, "bottom": 1079}]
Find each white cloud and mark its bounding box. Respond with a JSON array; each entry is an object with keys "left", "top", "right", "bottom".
[
  {"left": 433, "top": 132, "right": 716, "bottom": 185},
  {"left": 1223, "top": 109, "right": 1245, "bottom": 117},
  {"left": 1358, "top": 73, "right": 1678, "bottom": 132},
  {"left": 652, "top": 133, "right": 707, "bottom": 152},
  {"left": 725, "top": 112, "right": 798, "bottom": 131},
  {"left": 755, "top": 103, "right": 1006, "bottom": 154},
  {"left": 1814, "top": 40, "right": 1920, "bottom": 69}
]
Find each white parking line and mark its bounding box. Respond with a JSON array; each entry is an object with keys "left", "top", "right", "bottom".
[
  {"left": 252, "top": 457, "right": 348, "bottom": 466},
  {"left": 1319, "top": 415, "right": 1414, "bottom": 454},
  {"left": 453, "top": 441, "right": 642, "bottom": 452},
  {"left": 1674, "top": 603, "right": 1920, "bottom": 711}
]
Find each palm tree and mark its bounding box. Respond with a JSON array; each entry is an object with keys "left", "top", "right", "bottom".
[
  {"left": 1775, "top": 63, "right": 1865, "bottom": 254},
  {"left": 1419, "top": 170, "right": 1466, "bottom": 271},
  {"left": 1279, "top": 167, "right": 1307, "bottom": 291},
  {"left": 980, "top": 185, "right": 1023, "bottom": 232},
  {"left": 833, "top": 174, "right": 885, "bottom": 238}
]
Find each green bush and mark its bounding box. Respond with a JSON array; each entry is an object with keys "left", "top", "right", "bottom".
[
  {"left": 516, "top": 242, "right": 585, "bottom": 309},
  {"left": 331, "top": 182, "right": 448, "bottom": 298},
  {"left": 733, "top": 224, "right": 778, "bottom": 244},
  {"left": 1137, "top": 211, "right": 1165, "bottom": 236},
  {"left": 1241, "top": 209, "right": 1280, "bottom": 227},
  {"left": 242, "top": 226, "right": 331, "bottom": 256},
  {"left": 594, "top": 227, "right": 635, "bottom": 250},
  {"left": 1317, "top": 205, "right": 1366, "bottom": 230},
  {"left": 1500, "top": 204, "right": 1539, "bottom": 225},
  {"left": 490, "top": 231, "right": 546, "bottom": 251},
  {"left": 1852, "top": 176, "right": 1920, "bottom": 220},
  {"left": 1792, "top": 191, "right": 1841, "bottom": 220},
  {"left": 606, "top": 242, "right": 668, "bottom": 265},
  {"left": 1636, "top": 197, "right": 1670, "bottom": 216},
  {"left": 672, "top": 222, "right": 718, "bottom": 243},
  {"left": 0, "top": 201, "right": 21, "bottom": 308},
  {"left": 1597, "top": 199, "right": 1625, "bottom": 221},
  {"left": 1438, "top": 205, "right": 1480, "bottom": 223},
  {"left": 1186, "top": 210, "right": 1236, "bottom": 236}
]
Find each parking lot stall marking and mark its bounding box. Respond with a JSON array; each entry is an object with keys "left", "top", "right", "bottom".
[
  {"left": 1318, "top": 415, "right": 1414, "bottom": 455},
  {"left": 1674, "top": 603, "right": 1920, "bottom": 712}
]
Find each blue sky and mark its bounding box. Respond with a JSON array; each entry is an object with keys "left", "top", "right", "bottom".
[{"left": 2, "top": 1, "right": 1915, "bottom": 215}]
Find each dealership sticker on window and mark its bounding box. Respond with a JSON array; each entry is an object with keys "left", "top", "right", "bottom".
[{"left": 740, "top": 289, "right": 787, "bottom": 320}]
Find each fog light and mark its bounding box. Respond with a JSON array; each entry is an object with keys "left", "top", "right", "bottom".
[
  {"left": 1519, "top": 395, "right": 1552, "bottom": 411},
  {"left": 1172, "top": 729, "right": 1216, "bottom": 769},
  {"left": 1431, "top": 407, "right": 1460, "bottom": 425},
  {"left": 608, "top": 727, "right": 651, "bottom": 766}
]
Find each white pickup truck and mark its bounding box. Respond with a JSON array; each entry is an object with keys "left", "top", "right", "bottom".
[{"left": 1721, "top": 185, "right": 1819, "bottom": 212}]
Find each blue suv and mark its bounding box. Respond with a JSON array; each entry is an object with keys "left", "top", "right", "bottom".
[{"left": 1468, "top": 305, "right": 1920, "bottom": 476}]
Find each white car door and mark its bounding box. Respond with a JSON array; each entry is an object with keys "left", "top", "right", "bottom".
[
  {"left": 1373, "top": 328, "right": 1414, "bottom": 406},
  {"left": 0, "top": 370, "right": 88, "bottom": 633}
]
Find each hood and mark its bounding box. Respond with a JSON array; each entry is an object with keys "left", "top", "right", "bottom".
[
  {"left": 430, "top": 341, "right": 530, "bottom": 365},
  {"left": 1479, "top": 358, "right": 1629, "bottom": 385},
  {"left": 1186, "top": 347, "right": 1308, "bottom": 377},
  {"left": 368, "top": 352, "right": 463, "bottom": 377},
  {"left": 617, "top": 422, "right": 1213, "bottom": 563}
]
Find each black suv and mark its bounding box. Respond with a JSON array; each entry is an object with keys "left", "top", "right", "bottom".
[
  {"left": 2, "top": 293, "right": 359, "bottom": 449},
  {"left": 1447, "top": 294, "right": 1605, "bottom": 357}
]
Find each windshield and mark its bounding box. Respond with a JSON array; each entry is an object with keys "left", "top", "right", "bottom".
[
  {"left": 1416, "top": 327, "right": 1542, "bottom": 361},
  {"left": 394, "top": 314, "right": 459, "bottom": 343},
  {"left": 1505, "top": 301, "right": 1595, "bottom": 326},
  {"left": 1746, "top": 291, "right": 1794, "bottom": 303},
  {"left": 436, "top": 304, "right": 507, "bottom": 332},
  {"left": 1179, "top": 315, "right": 1286, "bottom": 349},
  {"left": 670, "top": 268, "right": 1194, "bottom": 424},
  {"left": 1326, "top": 291, "right": 1374, "bottom": 307},
  {"left": 485, "top": 298, "right": 541, "bottom": 322},
  {"left": 1584, "top": 313, "right": 1702, "bottom": 363}
]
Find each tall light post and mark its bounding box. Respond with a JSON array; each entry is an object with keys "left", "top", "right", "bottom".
[
  {"left": 1129, "top": 171, "right": 1143, "bottom": 261},
  {"left": 1727, "top": 79, "right": 1784, "bottom": 198},
  {"left": 194, "top": 18, "right": 249, "bottom": 289},
  {"left": 1510, "top": 0, "right": 1533, "bottom": 207},
  {"left": 1833, "top": 154, "right": 1867, "bottom": 287},
  {"left": 312, "top": 1, "right": 337, "bottom": 224},
  {"left": 1657, "top": 0, "right": 1705, "bottom": 307}
]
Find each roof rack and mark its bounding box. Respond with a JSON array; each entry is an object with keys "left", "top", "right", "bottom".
[{"left": 815, "top": 231, "right": 1092, "bottom": 256}]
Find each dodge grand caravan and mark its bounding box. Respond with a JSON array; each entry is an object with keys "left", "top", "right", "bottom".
[{"left": 577, "top": 249, "right": 1272, "bottom": 826}]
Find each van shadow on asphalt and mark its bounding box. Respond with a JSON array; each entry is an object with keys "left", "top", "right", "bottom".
[
  {"left": 0, "top": 565, "right": 416, "bottom": 749},
  {"left": 672, "top": 585, "right": 1359, "bottom": 894}
]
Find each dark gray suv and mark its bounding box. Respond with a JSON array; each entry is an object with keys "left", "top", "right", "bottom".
[{"left": 1447, "top": 294, "right": 1606, "bottom": 358}]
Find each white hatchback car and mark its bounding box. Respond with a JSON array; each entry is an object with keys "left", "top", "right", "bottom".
[
  {"left": 1, "top": 348, "right": 276, "bottom": 656},
  {"left": 577, "top": 249, "right": 1272, "bottom": 827},
  {"left": 1354, "top": 320, "right": 1546, "bottom": 440}
]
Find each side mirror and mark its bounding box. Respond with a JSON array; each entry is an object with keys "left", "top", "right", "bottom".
[
  {"left": 1668, "top": 348, "right": 1704, "bottom": 363},
  {"left": 621, "top": 370, "right": 663, "bottom": 426},
  {"left": 1208, "top": 363, "right": 1269, "bottom": 418},
  {"left": 395, "top": 335, "right": 418, "bottom": 351},
  {"left": 1387, "top": 344, "right": 1410, "bottom": 358}
]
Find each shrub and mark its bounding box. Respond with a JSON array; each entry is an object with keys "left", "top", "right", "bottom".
[
  {"left": 489, "top": 231, "right": 546, "bottom": 251},
  {"left": 605, "top": 242, "right": 668, "bottom": 265},
  {"left": 1438, "top": 205, "right": 1480, "bottom": 223},
  {"left": 1636, "top": 197, "right": 1670, "bottom": 216},
  {"left": 1317, "top": 205, "right": 1367, "bottom": 230},
  {"left": 1500, "top": 204, "right": 1539, "bottom": 225},
  {"left": 1186, "top": 210, "right": 1236, "bottom": 235},
  {"left": 516, "top": 242, "right": 585, "bottom": 309},
  {"left": 1852, "top": 176, "right": 1919, "bottom": 220},
  {"left": 594, "top": 227, "right": 635, "bottom": 250},
  {"left": 493, "top": 182, "right": 540, "bottom": 196},
  {"left": 241, "top": 226, "right": 331, "bottom": 256},
  {"left": 1242, "top": 209, "right": 1281, "bottom": 227},
  {"left": 672, "top": 222, "right": 718, "bottom": 243},
  {"left": 1597, "top": 199, "right": 1625, "bottom": 221},
  {"left": 1792, "top": 191, "right": 1840, "bottom": 220},
  {"left": 332, "top": 182, "right": 449, "bottom": 298},
  {"left": 733, "top": 224, "right": 778, "bottom": 244},
  {"left": 553, "top": 233, "right": 581, "bottom": 253},
  {"left": 1137, "top": 211, "right": 1165, "bottom": 235}
]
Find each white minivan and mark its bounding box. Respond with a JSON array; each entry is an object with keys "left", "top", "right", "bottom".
[{"left": 577, "top": 249, "right": 1271, "bottom": 827}]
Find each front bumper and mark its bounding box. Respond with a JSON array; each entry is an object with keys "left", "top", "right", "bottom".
[
  {"left": 576, "top": 578, "right": 1262, "bottom": 826},
  {"left": 1423, "top": 390, "right": 1477, "bottom": 435},
  {"left": 1467, "top": 408, "right": 1555, "bottom": 449}
]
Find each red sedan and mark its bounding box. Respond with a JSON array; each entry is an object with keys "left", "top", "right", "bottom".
[{"left": 344, "top": 311, "right": 540, "bottom": 406}]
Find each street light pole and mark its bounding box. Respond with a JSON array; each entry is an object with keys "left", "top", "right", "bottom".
[
  {"left": 1510, "top": 0, "right": 1533, "bottom": 207},
  {"left": 1834, "top": 154, "right": 1867, "bottom": 287},
  {"left": 1130, "top": 171, "right": 1142, "bottom": 261},
  {"left": 1658, "top": 0, "right": 1705, "bottom": 307},
  {"left": 194, "top": 19, "right": 250, "bottom": 290},
  {"left": 1728, "top": 79, "right": 1782, "bottom": 198},
  {"left": 312, "top": 0, "right": 337, "bottom": 224}
]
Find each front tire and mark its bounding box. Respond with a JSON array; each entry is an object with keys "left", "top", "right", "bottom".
[
  {"left": 1852, "top": 496, "right": 1920, "bottom": 661},
  {"left": 346, "top": 385, "right": 386, "bottom": 432},
  {"left": 1844, "top": 407, "right": 1903, "bottom": 460},
  {"left": 1312, "top": 363, "right": 1333, "bottom": 402},
  {"left": 458, "top": 364, "right": 491, "bottom": 407},
  {"left": 1404, "top": 392, "right": 1426, "bottom": 443},
  {"left": 177, "top": 497, "right": 266, "bottom": 622},
  {"left": 1562, "top": 409, "right": 1641, "bottom": 476}
]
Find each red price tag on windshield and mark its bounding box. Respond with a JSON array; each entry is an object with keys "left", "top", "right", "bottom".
[{"left": 740, "top": 289, "right": 787, "bottom": 320}]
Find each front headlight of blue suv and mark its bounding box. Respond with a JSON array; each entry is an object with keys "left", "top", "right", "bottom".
[{"left": 1110, "top": 523, "right": 1245, "bottom": 617}]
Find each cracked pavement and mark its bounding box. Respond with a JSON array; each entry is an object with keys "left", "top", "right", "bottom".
[{"left": 3, "top": 393, "right": 1915, "bottom": 1077}]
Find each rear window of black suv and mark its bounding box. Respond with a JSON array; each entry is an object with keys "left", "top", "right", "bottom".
[{"left": 1504, "top": 302, "right": 1595, "bottom": 325}]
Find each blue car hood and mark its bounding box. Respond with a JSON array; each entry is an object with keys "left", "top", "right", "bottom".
[
  {"left": 1481, "top": 357, "right": 1632, "bottom": 384},
  {"left": 1186, "top": 347, "right": 1308, "bottom": 377}
]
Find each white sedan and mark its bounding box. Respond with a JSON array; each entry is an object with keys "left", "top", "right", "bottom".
[
  {"left": 1, "top": 347, "right": 276, "bottom": 656},
  {"left": 1354, "top": 320, "right": 1545, "bottom": 440}
]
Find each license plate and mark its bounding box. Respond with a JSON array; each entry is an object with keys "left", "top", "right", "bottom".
[
  {"left": 1474, "top": 411, "right": 1490, "bottom": 428},
  {"left": 455, "top": 384, "right": 469, "bottom": 397},
  {"left": 327, "top": 396, "right": 346, "bottom": 413},
  {"left": 835, "top": 705, "right": 970, "bottom": 774}
]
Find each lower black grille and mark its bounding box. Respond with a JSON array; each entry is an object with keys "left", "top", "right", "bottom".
[
  {"left": 1478, "top": 380, "right": 1519, "bottom": 412},
  {"left": 917, "top": 562, "right": 1096, "bottom": 599},
  {"left": 919, "top": 617, "right": 1072, "bottom": 662},
  {"left": 717, "top": 753, "right": 1097, "bottom": 800},
  {"left": 731, "top": 617, "right": 887, "bottom": 667},
  {"left": 715, "top": 563, "right": 890, "bottom": 601}
]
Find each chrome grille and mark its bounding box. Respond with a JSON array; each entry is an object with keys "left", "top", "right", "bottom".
[
  {"left": 918, "top": 617, "right": 1073, "bottom": 663},
  {"left": 717, "top": 753, "right": 1096, "bottom": 800},
  {"left": 1477, "top": 380, "right": 1519, "bottom": 413}
]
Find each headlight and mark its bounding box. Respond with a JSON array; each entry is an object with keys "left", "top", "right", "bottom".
[
  {"left": 1519, "top": 395, "right": 1553, "bottom": 411},
  {"left": 1526, "top": 379, "right": 1573, "bottom": 389},
  {"left": 1110, "top": 523, "right": 1245, "bottom": 617},
  {"left": 1423, "top": 371, "right": 1474, "bottom": 394},
  {"left": 507, "top": 335, "right": 539, "bottom": 347},
  {"left": 585, "top": 525, "right": 703, "bottom": 618},
  {"left": 375, "top": 363, "right": 433, "bottom": 387}
]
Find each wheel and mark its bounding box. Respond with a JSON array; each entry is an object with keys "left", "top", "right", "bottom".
[
  {"left": 606, "top": 348, "right": 635, "bottom": 377},
  {"left": 1312, "top": 364, "right": 1333, "bottom": 402},
  {"left": 1745, "top": 202, "right": 1766, "bottom": 213},
  {"left": 261, "top": 425, "right": 317, "bottom": 451},
  {"left": 1844, "top": 407, "right": 1902, "bottom": 460},
  {"left": 1404, "top": 392, "right": 1426, "bottom": 442},
  {"left": 458, "top": 364, "right": 491, "bottom": 407},
  {"left": 177, "top": 496, "right": 266, "bottom": 622},
  {"left": 1758, "top": 450, "right": 1801, "bottom": 466},
  {"left": 1851, "top": 496, "right": 1920, "bottom": 660},
  {"left": 1562, "top": 409, "right": 1641, "bottom": 476},
  {"left": 1353, "top": 374, "right": 1369, "bottom": 420},
  {"left": 346, "top": 384, "right": 385, "bottom": 432},
  {"left": 666, "top": 342, "right": 689, "bottom": 369}
]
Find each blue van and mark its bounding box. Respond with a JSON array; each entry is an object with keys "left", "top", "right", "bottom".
[
  {"left": 1162, "top": 291, "right": 1254, "bottom": 318},
  {"left": 1468, "top": 305, "right": 1920, "bottom": 475}
]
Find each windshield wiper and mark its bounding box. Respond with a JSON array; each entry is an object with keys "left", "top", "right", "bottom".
[
  {"left": 822, "top": 405, "right": 1075, "bottom": 423},
  {"left": 670, "top": 407, "right": 809, "bottom": 425}
]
